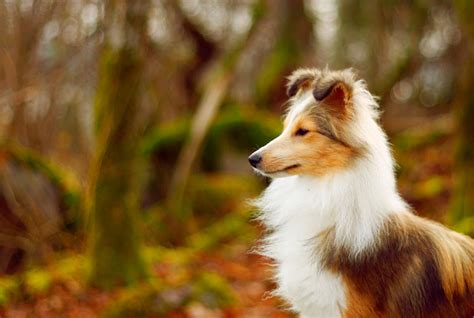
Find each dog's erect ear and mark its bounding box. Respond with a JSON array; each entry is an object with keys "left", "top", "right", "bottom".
[
  {"left": 313, "top": 81, "right": 350, "bottom": 116},
  {"left": 286, "top": 74, "right": 313, "bottom": 97}
]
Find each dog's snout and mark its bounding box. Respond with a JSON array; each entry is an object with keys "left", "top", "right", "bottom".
[{"left": 248, "top": 153, "right": 262, "bottom": 168}]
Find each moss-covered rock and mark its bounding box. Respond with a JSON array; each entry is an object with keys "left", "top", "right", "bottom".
[
  {"left": 2, "top": 142, "right": 81, "bottom": 215},
  {"left": 0, "top": 254, "right": 88, "bottom": 306}
]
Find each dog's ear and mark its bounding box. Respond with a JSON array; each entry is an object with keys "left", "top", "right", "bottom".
[
  {"left": 313, "top": 81, "right": 351, "bottom": 117},
  {"left": 286, "top": 73, "right": 314, "bottom": 97}
]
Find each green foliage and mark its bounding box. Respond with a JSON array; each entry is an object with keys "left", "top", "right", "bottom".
[
  {"left": 102, "top": 281, "right": 168, "bottom": 318},
  {"left": 141, "top": 173, "right": 260, "bottom": 247},
  {"left": 393, "top": 129, "right": 448, "bottom": 152},
  {"left": 453, "top": 217, "right": 474, "bottom": 237},
  {"left": 103, "top": 273, "right": 234, "bottom": 318},
  {"left": 191, "top": 272, "right": 234, "bottom": 308},
  {"left": 142, "top": 246, "right": 194, "bottom": 267},
  {"left": 188, "top": 174, "right": 260, "bottom": 216},
  {"left": 142, "top": 106, "right": 280, "bottom": 157},
  {"left": 186, "top": 208, "right": 256, "bottom": 251},
  {"left": 208, "top": 106, "right": 281, "bottom": 151},
  {"left": 0, "top": 277, "right": 19, "bottom": 306},
  {"left": 24, "top": 269, "right": 52, "bottom": 295},
  {"left": 103, "top": 247, "right": 235, "bottom": 318},
  {"left": 140, "top": 106, "right": 279, "bottom": 228},
  {"left": 0, "top": 255, "right": 88, "bottom": 306},
  {"left": 413, "top": 176, "right": 445, "bottom": 199},
  {"left": 140, "top": 117, "right": 190, "bottom": 156}
]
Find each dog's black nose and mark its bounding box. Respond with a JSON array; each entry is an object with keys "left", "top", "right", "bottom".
[{"left": 248, "top": 153, "right": 262, "bottom": 168}]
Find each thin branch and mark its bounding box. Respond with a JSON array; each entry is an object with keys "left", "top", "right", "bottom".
[
  {"left": 0, "top": 232, "right": 34, "bottom": 252},
  {"left": 168, "top": 71, "right": 231, "bottom": 211}
]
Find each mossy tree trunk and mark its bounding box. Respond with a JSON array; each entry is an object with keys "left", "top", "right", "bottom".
[
  {"left": 87, "top": 0, "right": 149, "bottom": 288},
  {"left": 452, "top": 0, "right": 474, "bottom": 235}
]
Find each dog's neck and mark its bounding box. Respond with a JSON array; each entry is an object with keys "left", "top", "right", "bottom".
[
  {"left": 318, "top": 152, "right": 407, "bottom": 255},
  {"left": 257, "top": 142, "right": 407, "bottom": 258}
]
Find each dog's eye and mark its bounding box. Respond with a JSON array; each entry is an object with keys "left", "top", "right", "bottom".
[{"left": 295, "top": 128, "right": 309, "bottom": 136}]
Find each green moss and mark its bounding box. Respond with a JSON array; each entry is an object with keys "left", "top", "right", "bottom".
[
  {"left": 102, "top": 281, "right": 176, "bottom": 318},
  {"left": 143, "top": 246, "right": 195, "bottom": 268},
  {"left": 191, "top": 272, "right": 234, "bottom": 308},
  {"left": 186, "top": 210, "right": 255, "bottom": 251},
  {"left": 187, "top": 174, "right": 261, "bottom": 216},
  {"left": 24, "top": 269, "right": 52, "bottom": 295},
  {"left": 393, "top": 130, "right": 447, "bottom": 151},
  {"left": 0, "top": 254, "right": 88, "bottom": 306},
  {"left": 141, "top": 106, "right": 281, "bottom": 166},
  {"left": 3, "top": 142, "right": 81, "bottom": 212},
  {"left": 453, "top": 217, "right": 474, "bottom": 237},
  {"left": 0, "top": 277, "right": 20, "bottom": 306},
  {"left": 103, "top": 272, "right": 234, "bottom": 318},
  {"left": 140, "top": 117, "right": 190, "bottom": 156},
  {"left": 413, "top": 176, "right": 445, "bottom": 199},
  {"left": 53, "top": 255, "right": 88, "bottom": 280}
]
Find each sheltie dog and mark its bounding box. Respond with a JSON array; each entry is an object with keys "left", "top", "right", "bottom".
[{"left": 249, "top": 68, "right": 474, "bottom": 317}]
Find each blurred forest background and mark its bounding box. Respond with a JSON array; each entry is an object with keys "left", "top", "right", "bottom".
[{"left": 0, "top": 0, "right": 473, "bottom": 317}]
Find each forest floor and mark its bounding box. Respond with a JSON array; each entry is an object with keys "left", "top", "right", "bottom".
[{"left": 1, "top": 240, "right": 292, "bottom": 318}]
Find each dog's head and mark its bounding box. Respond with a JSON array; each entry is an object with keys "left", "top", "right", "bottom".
[{"left": 249, "top": 68, "right": 378, "bottom": 178}]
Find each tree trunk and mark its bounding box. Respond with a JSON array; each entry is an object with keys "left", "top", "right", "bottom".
[
  {"left": 87, "top": 0, "right": 148, "bottom": 288},
  {"left": 452, "top": 0, "right": 474, "bottom": 236}
]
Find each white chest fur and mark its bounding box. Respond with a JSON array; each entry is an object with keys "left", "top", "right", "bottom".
[
  {"left": 255, "top": 161, "right": 406, "bottom": 317},
  {"left": 256, "top": 176, "right": 346, "bottom": 317},
  {"left": 272, "top": 223, "right": 346, "bottom": 317}
]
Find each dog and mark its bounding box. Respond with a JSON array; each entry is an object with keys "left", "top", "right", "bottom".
[{"left": 249, "top": 68, "right": 474, "bottom": 317}]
